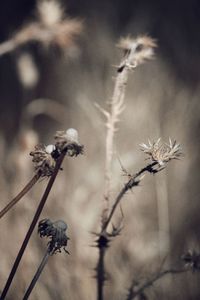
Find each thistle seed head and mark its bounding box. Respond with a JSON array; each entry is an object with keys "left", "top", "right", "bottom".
[
  {"left": 30, "top": 144, "right": 56, "bottom": 177},
  {"left": 54, "top": 128, "right": 84, "bottom": 156},
  {"left": 140, "top": 138, "right": 183, "bottom": 166},
  {"left": 38, "top": 218, "right": 69, "bottom": 254},
  {"left": 117, "top": 35, "right": 157, "bottom": 72}
]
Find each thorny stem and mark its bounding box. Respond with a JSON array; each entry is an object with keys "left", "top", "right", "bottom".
[
  {"left": 99, "top": 67, "right": 130, "bottom": 300},
  {"left": 96, "top": 162, "right": 157, "bottom": 300},
  {"left": 102, "top": 162, "right": 158, "bottom": 233},
  {"left": 0, "top": 173, "right": 41, "bottom": 220},
  {"left": 22, "top": 250, "right": 50, "bottom": 300},
  {"left": 126, "top": 268, "right": 188, "bottom": 300},
  {"left": 0, "top": 152, "right": 66, "bottom": 300},
  {"left": 97, "top": 246, "right": 107, "bottom": 300},
  {"left": 103, "top": 66, "right": 129, "bottom": 222}
]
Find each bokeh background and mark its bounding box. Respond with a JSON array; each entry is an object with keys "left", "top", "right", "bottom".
[{"left": 0, "top": 0, "right": 200, "bottom": 299}]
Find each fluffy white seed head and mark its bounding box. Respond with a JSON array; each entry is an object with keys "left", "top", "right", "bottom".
[
  {"left": 45, "top": 144, "right": 56, "bottom": 154},
  {"left": 66, "top": 128, "right": 79, "bottom": 143}
]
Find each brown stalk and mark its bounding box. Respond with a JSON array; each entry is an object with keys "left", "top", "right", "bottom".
[
  {"left": 0, "top": 172, "right": 41, "bottom": 220},
  {"left": 0, "top": 152, "right": 66, "bottom": 300}
]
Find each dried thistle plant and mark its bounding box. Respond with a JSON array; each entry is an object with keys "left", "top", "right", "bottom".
[
  {"left": 95, "top": 36, "right": 157, "bottom": 300},
  {"left": 0, "top": 128, "right": 83, "bottom": 299},
  {"left": 97, "top": 35, "right": 157, "bottom": 227},
  {"left": 22, "top": 219, "right": 69, "bottom": 300},
  {"left": 0, "top": 0, "right": 82, "bottom": 56}
]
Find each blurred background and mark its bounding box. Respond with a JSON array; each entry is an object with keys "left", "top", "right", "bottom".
[{"left": 0, "top": 0, "right": 200, "bottom": 299}]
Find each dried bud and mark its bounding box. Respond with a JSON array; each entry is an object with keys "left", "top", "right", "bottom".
[
  {"left": 182, "top": 250, "right": 200, "bottom": 271},
  {"left": 117, "top": 35, "right": 157, "bottom": 72},
  {"left": 37, "top": 0, "right": 64, "bottom": 27},
  {"left": 140, "top": 138, "right": 182, "bottom": 167},
  {"left": 30, "top": 144, "right": 56, "bottom": 177},
  {"left": 38, "top": 218, "right": 69, "bottom": 254},
  {"left": 54, "top": 128, "right": 84, "bottom": 156}
]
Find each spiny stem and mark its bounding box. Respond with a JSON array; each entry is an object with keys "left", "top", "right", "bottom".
[
  {"left": 126, "top": 268, "right": 188, "bottom": 300},
  {"left": 22, "top": 250, "right": 50, "bottom": 300},
  {"left": 0, "top": 152, "right": 66, "bottom": 300},
  {"left": 102, "top": 162, "right": 157, "bottom": 233},
  {"left": 97, "top": 247, "right": 106, "bottom": 300},
  {"left": 103, "top": 68, "right": 128, "bottom": 221},
  {"left": 0, "top": 173, "right": 41, "bottom": 220}
]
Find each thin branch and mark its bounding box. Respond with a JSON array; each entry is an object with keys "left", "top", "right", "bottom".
[
  {"left": 0, "top": 173, "right": 41, "bottom": 220},
  {"left": 126, "top": 268, "right": 188, "bottom": 300},
  {"left": 0, "top": 152, "right": 66, "bottom": 300},
  {"left": 22, "top": 250, "right": 50, "bottom": 300},
  {"left": 102, "top": 162, "right": 158, "bottom": 233}
]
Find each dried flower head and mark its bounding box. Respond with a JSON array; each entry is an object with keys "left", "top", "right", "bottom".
[
  {"left": 30, "top": 144, "right": 56, "bottom": 177},
  {"left": 140, "top": 138, "right": 182, "bottom": 166},
  {"left": 37, "top": 0, "right": 64, "bottom": 27},
  {"left": 14, "top": 0, "right": 82, "bottom": 51},
  {"left": 38, "top": 218, "right": 69, "bottom": 254},
  {"left": 181, "top": 250, "right": 200, "bottom": 271},
  {"left": 54, "top": 128, "right": 84, "bottom": 156},
  {"left": 117, "top": 35, "right": 157, "bottom": 72}
]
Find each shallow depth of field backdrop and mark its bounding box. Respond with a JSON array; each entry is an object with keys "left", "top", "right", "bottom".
[{"left": 0, "top": 0, "right": 200, "bottom": 299}]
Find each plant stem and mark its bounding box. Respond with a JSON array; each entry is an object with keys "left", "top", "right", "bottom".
[
  {"left": 0, "top": 40, "right": 16, "bottom": 56},
  {"left": 96, "top": 239, "right": 107, "bottom": 300},
  {"left": 126, "top": 268, "right": 188, "bottom": 300},
  {"left": 22, "top": 250, "right": 50, "bottom": 300},
  {"left": 0, "top": 173, "right": 41, "bottom": 220},
  {"left": 0, "top": 152, "right": 66, "bottom": 300},
  {"left": 104, "top": 69, "right": 128, "bottom": 206},
  {"left": 102, "top": 162, "right": 157, "bottom": 233}
]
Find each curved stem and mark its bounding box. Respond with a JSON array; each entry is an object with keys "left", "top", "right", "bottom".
[
  {"left": 0, "top": 152, "right": 66, "bottom": 300},
  {"left": 0, "top": 173, "right": 40, "bottom": 220},
  {"left": 126, "top": 268, "right": 188, "bottom": 300},
  {"left": 102, "top": 162, "right": 157, "bottom": 233}
]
